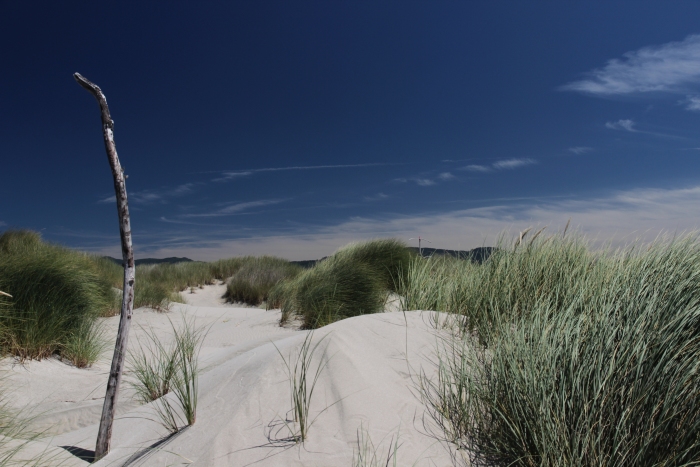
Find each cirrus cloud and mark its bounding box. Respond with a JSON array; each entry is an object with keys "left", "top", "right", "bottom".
[
  {"left": 493, "top": 158, "right": 536, "bottom": 170},
  {"left": 98, "top": 184, "right": 700, "bottom": 261},
  {"left": 561, "top": 34, "right": 700, "bottom": 96},
  {"left": 462, "top": 164, "right": 492, "bottom": 173},
  {"left": 568, "top": 146, "right": 593, "bottom": 155},
  {"left": 605, "top": 119, "right": 637, "bottom": 132},
  {"left": 683, "top": 95, "right": 700, "bottom": 111},
  {"left": 98, "top": 183, "right": 197, "bottom": 205},
  {"left": 462, "top": 158, "right": 536, "bottom": 172},
  {"left": 181, "top": 199, "right": 287, "bottom": 218}
]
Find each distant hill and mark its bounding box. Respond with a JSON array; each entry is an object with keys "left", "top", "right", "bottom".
[{"left": 103, "top": 256, "right": 194, "bottom": 266}]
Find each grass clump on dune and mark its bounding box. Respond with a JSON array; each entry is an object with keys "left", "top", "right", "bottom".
[
  {"left": 131, "top": 257, "right": 293, "bottom": 311},
  {"left": 133, "top": 270, "right": 185, "bottom": 312},
  {"left": 134, "top": 262, "right": 213, "bottom": 311},
  {"left": 129, "top": 317, "right": 206, "bottom": 433},
  {"left": 274, "top": 331, "right": 331, "bottom": 444},
  {"left": 0, "top": 230, "right": 113, "bottom": 366},
  {"left": 92, "top": 255, "right": 124, "bottom": 290},
  {"left": 331, "top": 238, "right": 413, "bottom": 292},
  {"left": 132, "top": 260, "right": 233, "bottom": 311},
  {"left": 208, "top": 257, "right": 248, "bottom": 282},
  {"left": 107, "top": 253, "right": 303, "bottom": 312},
  {"left": 270, "top": 238, "right": 414, "bottom": 328},
  {"left": 224, "top": 256, "right": 302, "bottom": 306},
  {"left": 415, "top": 230, "right": 700, "bottom": 466},
  {"left": 352, "top": 424, "right": 401, "bottom": 467}
]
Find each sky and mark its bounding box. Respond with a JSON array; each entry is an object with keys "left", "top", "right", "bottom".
[{"left": 3, "top": 1, "right": 700, "bottom": 260}]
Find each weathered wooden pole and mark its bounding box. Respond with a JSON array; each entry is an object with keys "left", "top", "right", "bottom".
[{"left": 74, "top": 73, "right": 135, "bottom": 461}]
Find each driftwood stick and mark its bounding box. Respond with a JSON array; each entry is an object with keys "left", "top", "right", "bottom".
[{"left": 74, "top": 72, "right": 135, "bottom": 461}]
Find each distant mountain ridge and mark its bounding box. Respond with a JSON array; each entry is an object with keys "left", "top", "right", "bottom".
[{"left": 103, "top": 256, "right": 194, "bottom": 266}]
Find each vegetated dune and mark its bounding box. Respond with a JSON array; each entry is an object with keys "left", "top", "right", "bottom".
[
  {"left": 5, "top": 232, "right": 699, "bottom": 465},
  {"left": 3, "top": 283, "right": 453, "bottom": 466}
]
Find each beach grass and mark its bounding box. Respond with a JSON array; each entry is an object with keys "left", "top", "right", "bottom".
[
  {"left": 331, "top": 238, "right": 413, "bottom": 293},
  {"left": 208, "top": 257, "right": 249, "bottom": 281},
  {"left": 274, "top": 331, "right": 330, "bottom": 444},
  {"left": 61, "top": 320, "right": 108, "bottom": 368},
  {"left": 129, "top": 316, "right": 206, "bottom": 433},
  {"left": 128, "top": 256, "right": 300, "bottom": 311},
  {"left": 168, "top": 316, "right": 204, "bottom": 428},
  {"left": 1, "top": 226, "right": 697, "bottom": 464},
  {"left": 133, "top": 262, "right": 212, "bottom": 311},
  {"left": 128, "top": 327, "right": 179, "bottom": 405},
  {"left": 0, "top": 368, "right": 63, "bottom": 466},
  {"left": 413, "top": 231, "right": 700, "bottom": 466},
  {"left": 224, "top": 256, "right": 302, "bottom": 306},
  {"left": 0, "top": 228, "right": 303, "bottom": 336},
  {"left": 92, "top": 255, "right": 124, "bottom": 290},
  {"left": 129, "top": 260, "right": 221, "bottom": 311},
  {"left": 0, "top": 230, "right": 113, "bottom": 365},
  {"left": 352, "top": 424, "right": 401, "bottom": 467},
  {"left": 269, "top": 238, "right": 414, "bottom": 328}
]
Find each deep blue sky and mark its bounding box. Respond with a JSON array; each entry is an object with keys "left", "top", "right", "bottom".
[{"left": 3, "top": 1, "right": 700, "bottom": 260}]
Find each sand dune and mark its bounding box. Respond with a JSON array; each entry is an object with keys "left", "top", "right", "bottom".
[{"left": 3, "top": 284, "right": 454, "bottom": 466}]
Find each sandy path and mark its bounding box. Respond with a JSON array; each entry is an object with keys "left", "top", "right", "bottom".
[{"left": 2, "top": 284, "right": 455, "bottom": 466}]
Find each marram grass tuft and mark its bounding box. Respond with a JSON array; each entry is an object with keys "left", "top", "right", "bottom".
[
  {"left": 224, "top": 256, "right": 302, "bottom": 306},
  {"left": 269, "top": 238, "right": 414, "bottom": 328},
  {"left": 0, "top": 230, "right": 113, "bottom": 365},
  {"left": 415, "top": 230, "right": 700, "bottom": 466}
]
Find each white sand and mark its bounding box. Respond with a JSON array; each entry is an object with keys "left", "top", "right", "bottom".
[{"left": 2, "top": 284, "right": 455, "bottom": 466}]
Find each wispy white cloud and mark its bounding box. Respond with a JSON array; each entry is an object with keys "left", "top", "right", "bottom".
[
  {"left": 561, "top": 34, "right": 700, "bottom": 96},
  {"left": 181, "top": 199, "right": 286, "bottom": 217},
  {"left": 364, "top": 192, "right": 389, "bottom": 202},
  {"left": 252, "top": 163, "right": 386, "bottom": 172},
  {"left": 0, "top": 221, "right": 6, "bottom": 227},
  {"left": 214, "top": 163, "right": 389, "bottom": 182},
  {"left": 461, "top": 158, "right": 536, "bottom": 173},
  {"left": 462, "top": 164, "right": 492, "bottom": 172},
  {"left": 683, "top": 95, "right": 700, "bottom": 111},
  {"left": 395, "top": 174, "right": 453, "bottom": 186},
  {"left": 160, "top": 217, "right": 206, "bottom": 225},
  {"left": 172, "top": 183, "right": 195, "bottom": 194},
  {"left": 568, "top": 146, "right": 593, "bottom": 155},
  {"left": 212, "top": 171, "right": 253, "bottom": 182},
  {"left": 98, "top": 183, "right": 197, "bottom": 205},
  {"left": 493, "top": 158, "right": 535, "bottom": 170},
  {"left": 102, "top": 184, "right": 700, "bottom": 261},
  {"left": 605, "top": 119, "right": 637, "bottom": 132},
  {"left": 604, "top": 119, "right": 685, "bottom": 139}
]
